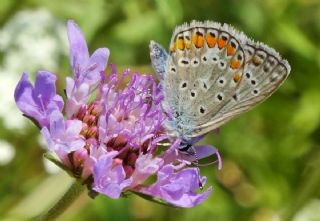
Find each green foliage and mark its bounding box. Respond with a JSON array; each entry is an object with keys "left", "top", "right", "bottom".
[{"left": 0, "top": 0, "right": 320, "bottom": 220}]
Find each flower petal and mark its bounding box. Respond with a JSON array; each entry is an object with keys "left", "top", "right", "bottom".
[
  {"left": 140, "top": 165, "right": 212, "bottom": 208},
  {"left": 67, "top": 20, "right": 89, "bottom": 76},
  {"left": 34, "top": 71, "right": 58, "bottom": 104},
  {"left": 49, "top": 110, "right": 65, "bottom": 138},
  {"left": 93, "top": 152, "right": 132, "bottom": 199},
  {"left": 84, "top": 48, "right": 109, "bottom": 84},
  {"left": 41, "top": 127, "right": 55, "bottom": 151},
  {"left": 132, "top": 154, "right": 163, "bottom": 186},
  {"left": 14, "top": 72, "right": 63, "bottom": 127},
  {"left": 14, "top": 73, "right": 40, "bottom": 120}
]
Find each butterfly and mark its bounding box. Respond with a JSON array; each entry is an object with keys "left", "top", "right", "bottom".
[{"left": 149, "top": 20, "right": 291, "bottom": 153}]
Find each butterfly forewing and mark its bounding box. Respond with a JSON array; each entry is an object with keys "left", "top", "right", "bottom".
[
  {"left": 149, "top": 21, "right": 291, "bottom": 141},
  {"left": 163, "top": 22, "right": 250, "bottom": 135}
]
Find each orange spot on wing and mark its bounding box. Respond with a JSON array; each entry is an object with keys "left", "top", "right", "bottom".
[
  {"left": 206, "top": 33, "right": 216, "bottom": 48},
  {"left": 177, "top": 38, "right": 185, "bottom": 50},
  {"left": 218, "top": 38, "right": 227, "bottom": 49},
  {"left": 185, "top": 42, "right": 191, "bottom": 49},
  {"left": 230, "top": 59, "right": 241, "bottom": 69},
  {"left": 252, "top": 55, "right": 262, "bottom": 66},
  {"left": 227, "top": 44, "right": 235, "bottom": 56},
  {"left": 233, "top": 72, "right": 242, "bottom": 83},
  {"left": 192, "top": 32, "right": 204, "bottom": 48}
]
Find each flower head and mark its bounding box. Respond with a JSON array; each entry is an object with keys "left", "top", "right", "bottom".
[{"left": 14, "top": 20, "right": 221, "bottom": 208}]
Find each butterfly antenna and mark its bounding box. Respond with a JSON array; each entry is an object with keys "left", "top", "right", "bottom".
[
  {"left": 196, "top": 160, "right": 220, "bottom": 167},
  {"left": 189, "top": 146, "right": 220, "bottom": 190},
  {"left": 189, "top": 146, "right": 220, "bottom": 167}
]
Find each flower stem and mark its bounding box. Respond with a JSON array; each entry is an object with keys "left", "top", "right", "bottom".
[{"left": 37, "top": 181, "right": 85, "bottom": 221}]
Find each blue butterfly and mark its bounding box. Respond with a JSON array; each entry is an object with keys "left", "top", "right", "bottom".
[{"left": 150, "top": 21, "right": 290, "bottom": 154}]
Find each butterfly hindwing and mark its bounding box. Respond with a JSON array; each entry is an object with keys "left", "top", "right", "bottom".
[
  {"left": 191, "top": 39, "right": 291, "bottom": 137},
  {"left": 150, "top": 20, "right": 291, "bottom": 141}
]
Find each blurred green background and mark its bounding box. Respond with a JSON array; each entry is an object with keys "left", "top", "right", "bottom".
[{"left": 0, "top": 0, "right": 320, "bottom": 220}]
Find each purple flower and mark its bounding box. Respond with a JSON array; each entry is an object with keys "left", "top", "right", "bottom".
[
  {"left": 93, "top": 151, "right": 132, "bottom": 199},
  {"left": 14, "top": 20, "right": 221, "bottom": 208},
  {"left": 14, "top": 71, "right": 63, "bottom": 127},
  {"left": 140, "top": 164, "right": 212, "bottom": 208},
  {"left": 41, "top": 110, "right": 85, "bottom": 162},
  {"left": 132, "top": 153, "right": 164, "bottom": 186},
  {"left": 66, "top": 20, "right": 109, "bottom": 118}
]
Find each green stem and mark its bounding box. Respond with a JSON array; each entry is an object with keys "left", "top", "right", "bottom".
[{"left": 37, "top": 181, "right": 85, "bottom": 221}]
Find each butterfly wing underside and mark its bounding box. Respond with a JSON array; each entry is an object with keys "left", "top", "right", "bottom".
[
  {"left": 150, "top": 21, "right": 291, "bottom": 140},
  {"left": 190, "top": 39, "right": 291, "bottom": 137}
]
